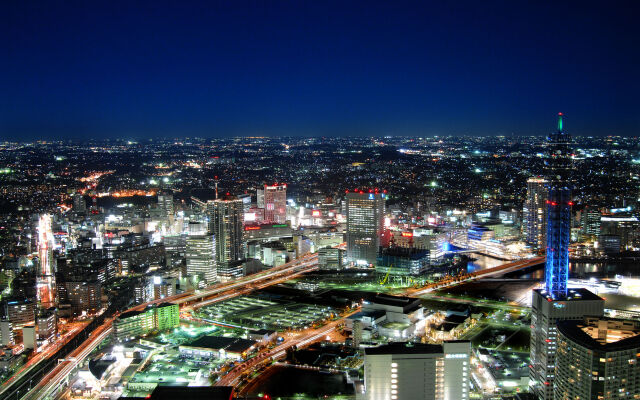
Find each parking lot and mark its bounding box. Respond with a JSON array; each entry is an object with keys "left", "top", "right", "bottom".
[{"left": 196, "top": 295, "right": 337, "bottom": 331}]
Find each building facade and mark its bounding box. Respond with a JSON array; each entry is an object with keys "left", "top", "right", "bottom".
[
  {"left": 346, "top": 191, "right": 386, "bottom": 266},
  {"left": 207, "top": 196, "right": 245, "bottom": 282},
  {"left": 113, "top": 302, "right": 179, "bottom": 342},
  {"left": 524, "top": 177, "right": 548, "bottom": 250},
  {"left": 545, "top": 113, "right": 573, "bottom": 299},
  {"left": 36, "top": 308, "right": 57, "bottom": 343},
  {"left": 157, "top": 192, "right": 174, "bottom": 218},
  {"left": 262, "top": 184, "right": 287, "bottom": 224},
  {"left": 186, "top": 234, "right": 216, "bottom": 284},
  {"left": 555, "top": 316, "right": 640, "bottom": 400},
  {"left": 580, "top": 206, "right": 601, "bottom": 239},
  {"left": 361, "top": 341, "right": 471, "bottom": 400},
  {"left": 318, "top": 247, "right": 344, "bottom": 270}
]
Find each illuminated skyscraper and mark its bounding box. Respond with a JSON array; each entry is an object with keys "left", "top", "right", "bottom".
[
  {"left": 157, "top": 192, "right": 174, "bottom": 218},
  {"left": 186, "top": 234, "right": 216, "bottom": 284},
  {"left": 524, "top": 177, "right": 548, "bottom": 250},
  {"left": 346, "top": 190, "right": 386, "bottom": 265},
  {"left": 544, "top": 112, "right": 573, "bottom": 299},
  {"left": 207, "top": 196, "right": 245, "bottom": 282},
  {"left": 263, "top": 184, "right": 287, "bottom": 224},
  {"left": 36, "top": 214, "right": 56, "bottom": 309},
  {"left": 529, "top": 114, "right": 604, "bottom": 400},
  {"left": 580, "top": 205, "right": 601, "bottom": 239}
]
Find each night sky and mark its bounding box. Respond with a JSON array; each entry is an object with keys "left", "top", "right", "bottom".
[{"left": 2, "top": 1, "right": 639, "bottom": 139}]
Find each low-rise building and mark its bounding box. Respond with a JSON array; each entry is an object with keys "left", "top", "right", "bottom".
[
  {"left": 36, "top": 308, "right": 57, "bottom": 343},
  {"left": 347, "top": 294, "right": 425, "bottom": 340},
  {"left": 113, "top": 302, "right": 179, "bottom": 342},
  {"left": 179, "top": 336, "right": 257, "bottom": 360}
]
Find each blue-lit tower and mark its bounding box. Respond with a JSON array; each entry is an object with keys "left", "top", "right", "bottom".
[
  {"left": 544, "top": 112, "right": 572, "bottom": 299},
  {"left": 530, "top": 114, "right": 605, "bottom": 400}
]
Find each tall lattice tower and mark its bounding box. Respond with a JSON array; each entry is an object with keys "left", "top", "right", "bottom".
[{"left": 544, "top": 112, "right": 573, "bottom": 299}]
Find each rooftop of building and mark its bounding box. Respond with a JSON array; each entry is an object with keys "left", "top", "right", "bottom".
[
  {"left": 149, "top": 386, "right": 233, "bottom": 400},
  {"left": 182, "top": 335, "right": 256, "bottom": 352},
  {"left": 117, "top": 302, "right": 176, "bottom": 320},
  {"left": 364, "top": 342, "right": 443, "bottom": 355},
  {"left": 366, "top": 293, "right": 422, "bottom": 312},
  {"left": 558, "top": 316, "right": 640, "bottom": 352},
  {"left": 117, "top": 309, "right": 147, "bottom": 320},
  {"left": 248, "top": 328, "right": 276, "bottom": 336},
  {"left": 534, "top": 287, "right": 604, "bottom": 302},
  {"left": 379, "top": 246, "right": 430, "bottom": 258},
  {"left": 347, "top": 310, "right": 386, "bottom": 321}
]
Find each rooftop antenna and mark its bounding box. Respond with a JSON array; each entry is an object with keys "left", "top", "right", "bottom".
[{"left": 215, "top": 176, "right": 219, "bottom": 200}]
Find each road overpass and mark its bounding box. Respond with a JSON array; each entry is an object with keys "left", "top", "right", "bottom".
[{"left": 407, "top": 256, "right": 545, "bottom": 296}]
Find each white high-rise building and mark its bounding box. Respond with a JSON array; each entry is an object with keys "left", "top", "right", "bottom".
[
  {"left": 186, "top": 234, "right": 216, "bottom": 284},
  {"left": 361, "top": 341, "right": 471, "bottom": 400}
]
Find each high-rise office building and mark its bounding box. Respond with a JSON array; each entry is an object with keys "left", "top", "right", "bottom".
[
  {"left": 157, "top": 192, "right": 174, "bottom": 218},
  {"left": 361, "top": 341, "right": 471, "bottom": 400},
  {"left": 186, "top": 234, "right": 216, "bottom": 283},
  {"left": 524, "top": 177, "right": 548, "bottom": 250},
  {"left": 207, "top": 196, "right": 245, "bottom": 282},
  {"left": 529, "top": 114, "right": 605, "bottom": 400},
  {"left": 3, "top": 300, "right": 36, "bottom": 327},
  {"left": 346, "top": 191, "right": 386, "bottom": 265},
  {"left": 555, "top": 316, "right": 640, "bottom": 400},
  {"left": 262, "top": 184, "right": 287, "bottom": 224},
  {"left": 580, "top": 206, "right": 601, "bottom": 238}
]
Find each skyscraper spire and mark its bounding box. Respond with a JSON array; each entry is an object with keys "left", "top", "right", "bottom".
[{"left": 557, "top": 112, "right": 563, "bottom": 132}]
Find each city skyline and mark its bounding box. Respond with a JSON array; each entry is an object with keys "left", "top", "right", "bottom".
[
  {"left": 1, "top": 2, "right": 640, "bottom": 399},
  {"left": 2, "top": 1, "right": 639, "bottom": 139}
]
